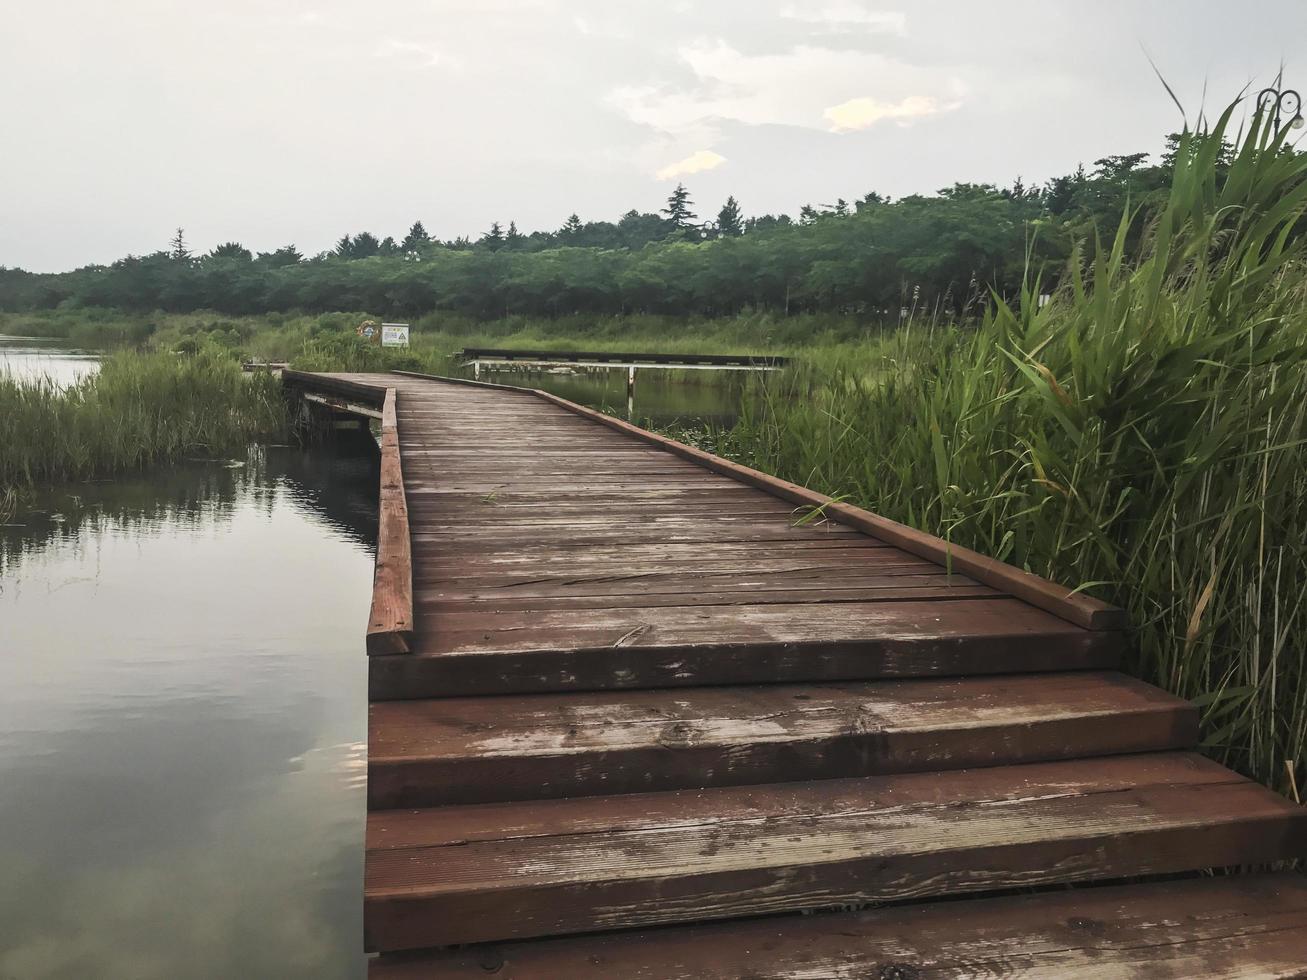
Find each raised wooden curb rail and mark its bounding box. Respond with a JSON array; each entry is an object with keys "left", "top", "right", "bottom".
[{"left": 284, "top": 369, "right": 1307, "bottom": 978}]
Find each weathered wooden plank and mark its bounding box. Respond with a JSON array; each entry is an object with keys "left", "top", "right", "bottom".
[
  {"left": 367, "top": 387, "right": 414, "bottom": 656},
  {"left": 368, "top": 873, "right": 1307, "bottom": 979},
  {"left": 411, "top": 597, "right": 1111, "bottom": 654},
  {"left": 362, "top": 752, "right": 1307, "bottom": 949},
  {"left": 372, "top": 599, "right": 1122, "bottom": 698},
  {"left": 524, "top": 386, "right": 1128, "bottom": 631},
  {"left": 367, "top": 672, "right": 1196, "bottom": 807},
  {"left": 415, "top": 569, "right": 986, "bottom": 599},
  {"left": 415, "top": 584, "right": 1003, "bottom": 613}
]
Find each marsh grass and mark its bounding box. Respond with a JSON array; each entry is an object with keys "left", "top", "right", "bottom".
[
  {"left": 0, "top": 349, "right": 286, "bottom": 492},
  {"left": 727, "top": 105, "right": 1307, "bottom": 791}
]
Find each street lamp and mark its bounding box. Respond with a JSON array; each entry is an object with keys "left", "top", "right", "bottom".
[{"left": 1257, "top": 85, "right": 1305, "bottom": 130}]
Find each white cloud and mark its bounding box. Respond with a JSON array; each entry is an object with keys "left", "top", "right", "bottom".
[
  {"left": 824, "top": 94, "right": 945, "bottom": 131},
  {"left": 656, "top": 149, "right": 727, "bottom": 180},
  {"left": 610, "top": 40, "right": 964, "bottom": 136},
  {"left": 780, "top": 3, "right": 906, "bottom": 33}
]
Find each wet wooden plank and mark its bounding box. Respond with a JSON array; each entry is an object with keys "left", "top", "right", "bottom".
[
  {"left": 366, "top": 672, "right": 1197, "bottom": 807},
  {"left": 368, "top": 873, "right": 1307, "bottom": 979},
  {"left": 362, "top": 752, "right": 1307, "bottom": 949}
]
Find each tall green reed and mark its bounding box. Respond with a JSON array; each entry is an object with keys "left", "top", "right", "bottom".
[
  {"left": 0, "top": 349, "right": 286, "bottom": 492},
  {"left": 730, "top": 103, "right": 1307, "bottom": 793}
]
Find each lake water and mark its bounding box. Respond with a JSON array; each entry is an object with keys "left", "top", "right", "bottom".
[
  {"left": 0, "top": 335, "right": 100, "bottom": 386},
  {"left": 0, "top": 441, "right": 377, "bottom": 980},
  {"left": 0, "top": 340, "right": 747, "bottom": 978}
]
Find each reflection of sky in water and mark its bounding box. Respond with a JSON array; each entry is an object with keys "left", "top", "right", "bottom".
[
  {"left": 0, "top": 335, "right": 101, "bottom": 386},
  {"left": 0, "top": 444, "right": 376, "bottom": 979}
]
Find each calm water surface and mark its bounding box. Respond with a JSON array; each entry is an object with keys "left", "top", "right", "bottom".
[
  {"left": 0, "top": 442, "right": 377, "bottom": 979},
  {"left": 0, "top": 335, "right": 100, "bottom": 386}
]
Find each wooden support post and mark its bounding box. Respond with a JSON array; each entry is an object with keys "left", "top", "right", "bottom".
[{"left": 627, "top": 365, "right": 636, "bottom": 396}]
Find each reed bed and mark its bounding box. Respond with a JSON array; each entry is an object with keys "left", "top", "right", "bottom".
[
  {"left": 0, "top": 350, "right": 286, "bottom": 493},
  {"left": 728, "top": 105, "right": 1307, "bottom": 793}
]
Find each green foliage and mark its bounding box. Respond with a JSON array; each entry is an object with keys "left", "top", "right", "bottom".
[
  {"left": 1, "top": 129, "right": 1254, "bottom": 322},
  {"left": 0, "top": 349, "right": 286, "bottom": 490},
  {"left": 725, "top": 105, "right": 1307, "bottom": 792}
]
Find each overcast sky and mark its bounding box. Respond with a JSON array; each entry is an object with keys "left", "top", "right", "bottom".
[{"left": 4, "top": 0, "right": 1306, "bottom": 272}]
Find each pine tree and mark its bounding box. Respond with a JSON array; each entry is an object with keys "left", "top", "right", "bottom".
[
  {"left": 661, "top": 184, "right": 697, "bottom": 229},
  {"left": 482, "top": 221, "right": 505, "bottom": 250},
  {"left": 716, "top": 196, "right": 743, "bottom": 237},
  {"left": 168, "top": 227, "right": 191, "bottom": 261},
  {"left": 560, "top": 213, "right": 583, "bottom": 240},
  {"left": 505, "top": 220, "right": 523, "bottom": 247},
  {"left": 352, "top": 232, "right": 381, "bottom": 258},
  {"left": 400, "top": 221, "right": 432, "bottom": 255},
  {"left": 333, "top": 234, "right": 354, "bottom": 258}
]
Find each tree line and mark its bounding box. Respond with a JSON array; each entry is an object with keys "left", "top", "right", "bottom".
[{"left": 0, "top": 133, "right": 1247, "bottom": 320}]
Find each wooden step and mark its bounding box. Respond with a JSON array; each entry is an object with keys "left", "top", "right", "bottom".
[
  {"left": 369, "top": 872, "right": 1307, "bottom": 978},
  {"left": 363, "top": 752, "right": 1307, "bottom": 950},
  {"left": 371, "top": 598, "right": 1122, "bottom": 699},
  {"left": 368, "top": 671, "right": 1193, "bottom": 808}
]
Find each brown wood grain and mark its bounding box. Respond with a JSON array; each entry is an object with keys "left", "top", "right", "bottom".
[
  {"left": 366, "top": 387, "right": 414, "bottom": 655},
  {"left": 368, "top": 873, "right": 1307, "bottom": 979},
  {"left": 366, "top": 671, "right": 1196, "bottom": 807},
  {"left": 362, "top": 752, "right": 1307, "bottom": 949}
]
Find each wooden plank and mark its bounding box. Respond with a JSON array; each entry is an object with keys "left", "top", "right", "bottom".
[
  {"left": 366, "top": 387, "right": 414, "bottom": 655},
  {"left": 411, "top": 597, "right": 1112, "bottom": 654},
  {"left": 415, "top": 584, "right": 1004, "bottom": 613},
  {"left": 534, "top": 388, "right": 1127, "bottom": 631},
  {"left": 368, "top": 873, "right": 1307, "bottom": 979},
  {"left": 372, "top": 599, "right": 1122, "bottom": 698},
  {"left": 366, "top": 671, "right": 1196, "bottom": 807},
  {"left": 362, "top": 752, "right": 1307, "bottom": 949}
]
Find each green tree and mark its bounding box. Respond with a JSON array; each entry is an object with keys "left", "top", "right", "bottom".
[
  {"left": 560, "top": 214, "right": 583, "bottom": 240},
  {"left": 352, "top": 232, "right": 381, "bottom": 258},
  {"left": 481, "top": 221, "right": 505, "bottom": 250},
  {"left": 256, "top": 245, "right": 302, "bottom": 267},
  {"left": 168, "top": 228, "right": 191, "bottom": 262},
  {"left": 208, "top": 242, "right": 252, "bottom": 261},
  {"left": 716, "top": 196, "right": 743, "bottom": 237},
  {"left": 400, "top": 221, "right": 432, "bottom": 255},
  {"left": 662, "top": 184, "right": 697, "bottom": 230}
]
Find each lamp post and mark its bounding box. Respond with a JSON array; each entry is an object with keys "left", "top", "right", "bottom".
[{"left": 1257, "top": 85, "right": 1305, "bottom": 131}]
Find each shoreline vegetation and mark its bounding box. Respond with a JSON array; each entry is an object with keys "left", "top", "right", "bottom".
[
  {"left": 0, "top": 351, "right": 286, "bottom": 521},
  {"left": 2, "top": 102, "right": 1306, "bottom": 795}
]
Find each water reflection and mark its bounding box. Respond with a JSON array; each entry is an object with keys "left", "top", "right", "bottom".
[
  {"left": 0, "top": 335, "right": 100, "bottom": 386},
  {"left": 0, "top": 435, "right": 378, "bottom": 980}
]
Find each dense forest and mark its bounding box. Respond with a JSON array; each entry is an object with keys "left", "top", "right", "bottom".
[{"left": 0, "top": 135, "right": 1241, "bottom": 320}]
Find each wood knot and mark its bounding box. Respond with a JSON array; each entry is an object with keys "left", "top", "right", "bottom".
[{"left": 877, "top": 966, "right": 920, "bottom": 980}]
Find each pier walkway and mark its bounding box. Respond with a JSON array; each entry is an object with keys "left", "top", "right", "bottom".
[{"left": 283, "top": 369, "right": 1307, "bottom": 978}]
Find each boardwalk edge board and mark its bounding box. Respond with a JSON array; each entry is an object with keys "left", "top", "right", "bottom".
[
  {"left": 283, "top": 370, "right": 414, "bottom": 655},
  {"left": 391, "top": 370, "right": 1125, "bottom": 631}
]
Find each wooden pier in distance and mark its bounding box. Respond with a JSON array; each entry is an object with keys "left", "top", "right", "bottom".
[{"left": 282, "top": 369, "right": 1307, "bottom": 977}]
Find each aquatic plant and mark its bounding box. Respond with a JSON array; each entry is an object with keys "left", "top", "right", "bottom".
[{"left": 0, "top": 349, "right": 286, "bottom": 491}]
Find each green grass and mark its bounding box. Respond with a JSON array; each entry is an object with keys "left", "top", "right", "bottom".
[
  {"left": 0, "top": 349, "right": 287, "bottom": 495},
  {"left": 724, "top": 105, "right": 1307, "bottom": 794}
]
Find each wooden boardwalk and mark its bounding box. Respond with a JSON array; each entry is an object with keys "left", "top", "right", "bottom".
[{"left": 283, "top": 370, "right": 1307, "bottom": 977}]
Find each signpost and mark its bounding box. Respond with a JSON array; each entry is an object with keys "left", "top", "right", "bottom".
[{"left": 381, "top": 323, "right": 410, "bottom": 348}]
